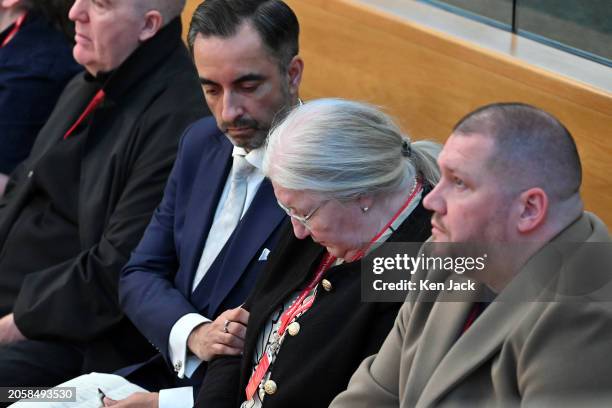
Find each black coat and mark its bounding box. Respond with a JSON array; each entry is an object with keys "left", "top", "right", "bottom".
[
  {"left": 196, "top": 199, "right": 432, "bottom": 408},
  {"left": 0, "top": 18, "right": 208, "bottom": 372}
]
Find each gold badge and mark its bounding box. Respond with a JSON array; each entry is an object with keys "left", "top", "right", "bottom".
[
  {"left": 264, "top": 379, "right": 277, "bottom": 395},
  {"left": 287, "top": 322, "right": 300, "bottom": 336},
  {"left": 322, "top": 279, "right": 333, "bottom": 292}
]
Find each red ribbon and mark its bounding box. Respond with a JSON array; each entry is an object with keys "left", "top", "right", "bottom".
[
  {"left": 1, "top": 12, "right": 27, "bottom": 48},
  {"left": 244, "top": 252, "right": 336, "bottom": 400},
  {"left": 63, "top": 89, "right": 106, "bottom": 139}
]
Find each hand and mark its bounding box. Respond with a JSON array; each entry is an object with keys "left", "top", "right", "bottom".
[
  {"left": 102, "top": 392, "right": 158, "bottom": 407},
  {"left": 187, "top": 307, "right": 249, "bottom": 361},
  {"left": 0, "top": 314, "right": 26, "bottom": 345}
]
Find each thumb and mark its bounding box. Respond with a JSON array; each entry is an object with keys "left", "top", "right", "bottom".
[{"left": 103, "top": 397, "right": 118, "bottom": 406}]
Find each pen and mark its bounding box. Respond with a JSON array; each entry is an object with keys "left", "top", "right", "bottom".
[{"left": 98, "top": 388, "right": 106, "bottom": 406}]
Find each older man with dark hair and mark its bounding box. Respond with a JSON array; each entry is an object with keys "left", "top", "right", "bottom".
[
  {"left": 331, "top": 103, "right": 612, "bottom": 407},
  {"left": 0, "top": 0, "right": 206, "bottom": 390}
]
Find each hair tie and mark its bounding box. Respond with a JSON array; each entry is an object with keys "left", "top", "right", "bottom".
[{"left": 401, "top": 140, "right": 412, "bottom": 157}]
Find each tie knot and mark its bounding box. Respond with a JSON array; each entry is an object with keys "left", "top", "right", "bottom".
[{"left": 232, "top": 154, "right": 254, "bottom": 180}]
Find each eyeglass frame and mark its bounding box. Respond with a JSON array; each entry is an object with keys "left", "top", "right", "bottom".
[{"left": 276, "top": 198, "right": 329, "bottom": 229}]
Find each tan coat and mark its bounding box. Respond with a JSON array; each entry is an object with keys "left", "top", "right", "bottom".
[{"left": 331, "top": 213, "right": 612, "bottom": 407}]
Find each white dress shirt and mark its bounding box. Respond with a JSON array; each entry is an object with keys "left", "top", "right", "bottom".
[{"left": 159, "top": 146, "right": 265, "bottom": 408}]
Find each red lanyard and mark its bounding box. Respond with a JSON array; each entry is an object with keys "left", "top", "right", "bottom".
[
  {"left": 63, "top": 89, "right": 106, "bottom": 139},
  {"left": 245, "top": 253, "right": 336, "bottom": 400},
  {"left": 1, "top": 12, "right": 27, "bottom": 48},
  {"left": 352, "top": 179, "right": 423, "bottom": 260},
  {"left": 276, "top": 253, "right": 337, "bottom": 337},
  {"left": 245, "top": 179, "right": 423, "bottom": 400}
]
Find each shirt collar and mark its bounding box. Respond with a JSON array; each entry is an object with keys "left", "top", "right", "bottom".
[{"left": 232, "top": 146, "right": 264, "bottom": 171}]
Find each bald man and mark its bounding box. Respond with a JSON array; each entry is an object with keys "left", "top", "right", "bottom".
[
  {"left": 331, "top": 103, "right": 612, "bottom": 407},
  {"left": 0, "top": 0, "right": 207, "bottom": 390}
]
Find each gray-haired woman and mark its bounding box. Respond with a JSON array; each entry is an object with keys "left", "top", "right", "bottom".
[{"left": 196, "top": 98, "right": 442, "bottom": 408}]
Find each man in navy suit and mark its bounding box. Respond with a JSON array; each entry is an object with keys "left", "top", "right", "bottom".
[{"left": 114, "top": 1, "right": 303, "bottom": 406}]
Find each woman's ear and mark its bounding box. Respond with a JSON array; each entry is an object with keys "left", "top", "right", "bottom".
[{"left": 357, "top": 195, "right": 374, "bottom": 214}]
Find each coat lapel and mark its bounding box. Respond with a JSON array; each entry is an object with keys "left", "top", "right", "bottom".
[
  {"left": 178, "top": 139, "right": 232, "bottom": 295},
  {"left": 403, "top": 298, "right": 473, "bottom": 406},
  {"left": 416, "top": 299, "right": 531, "bottom": 406},
  {"left": 199, "top": 179, "right": 287, "bottom": 315},
  {"left": 247, "top": 232, "right": 325, "bottom": 346},
  {"left": 415, "top": 252, "right": 558, "bottom": 406}
]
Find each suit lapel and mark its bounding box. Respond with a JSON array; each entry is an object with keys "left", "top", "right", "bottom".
[
  {"left": 195, "top": 179, "right": 287, "bottom": 314},
  {"left": 178, "top": 139, "right": 232, "bottom": 295}
]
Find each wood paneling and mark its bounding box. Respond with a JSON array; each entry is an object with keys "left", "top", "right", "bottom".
[
  {"left": 182, "top": 0, "right": 612, "bottom": 225},
  {"left": 181, "top": 0, "right": 199, "bottom": 41}
]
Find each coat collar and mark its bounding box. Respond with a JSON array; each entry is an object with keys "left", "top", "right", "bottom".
[{"left": 88, "top": 17, "right": 183, "bottom": 102}]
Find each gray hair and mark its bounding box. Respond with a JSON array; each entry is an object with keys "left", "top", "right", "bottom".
[
  {"left": 139, "top": 0, "right": 185, "bottom": 25},
  {"left": 263, "top": 98, "right": 441, "bottom": 200}
]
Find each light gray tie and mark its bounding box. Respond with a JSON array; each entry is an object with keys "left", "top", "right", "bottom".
[{"left": 192, "top": 154, "right": 254, "bottom": 291}]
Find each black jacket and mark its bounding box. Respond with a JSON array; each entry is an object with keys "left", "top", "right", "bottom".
[
  {"left": 0, "top": 18, "right": 208, "bottom": 372},
  {"left": 196, "top": 199, "right": 432, "bottom": 408}
]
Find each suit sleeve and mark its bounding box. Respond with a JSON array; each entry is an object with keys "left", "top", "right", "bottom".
[
  {"left": 330, "top": 301, "right": 412, "bottom": 408},
  {"left": 11, "top": 107, "right": 204, "bottom": 343},
  {"left": 118, "top": 128, "right": 206, "bottom": 359}
]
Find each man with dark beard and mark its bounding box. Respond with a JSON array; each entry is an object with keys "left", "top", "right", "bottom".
[{"left": 116, "top": 1, "right": 303, "bottom": 406}]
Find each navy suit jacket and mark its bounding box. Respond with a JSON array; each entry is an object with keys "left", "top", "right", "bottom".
[{"left": 118, "top": 117, "right": 286, "bottom": 388}]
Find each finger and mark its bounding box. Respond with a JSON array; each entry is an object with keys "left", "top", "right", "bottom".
[
  {"left": 226, "top": 307, "right": 250, "bottom": 325},
  {"left": 103, "top": 397, "right": 118, "bottom": 406},
  {"left": 234, "top": 322, "right": 247, "bottom": 339},
  {"left": 224, "top": 320, "right": 247, "bottom": 340},
  {"left": 220, "top": 332, "right": 245, "bottom": 349}
]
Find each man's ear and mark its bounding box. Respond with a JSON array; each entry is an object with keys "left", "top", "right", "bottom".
[
  {"left": 286, "top": 55, "right": 304, "bottom": 96},
  {"left": 516, "top": 187, "right": 548, "bottom": 234},
  {"left": 1, "top": 0, "right": 21, "bottom": 8},
  {"left": 138, "top": 10, "right": 163, "bottom": 42}
]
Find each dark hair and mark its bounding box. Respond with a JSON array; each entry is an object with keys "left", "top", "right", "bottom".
[
  {"left": 453, "top": 102, "right": 582, "bottom": 200},
  {"left": 188, "top": 0, "right": 299, "bottom": 72},
  {"left": 22, "top": 0, "right": 75, "bottom": 40}
]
